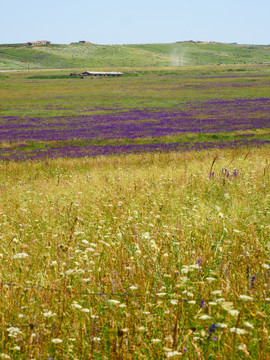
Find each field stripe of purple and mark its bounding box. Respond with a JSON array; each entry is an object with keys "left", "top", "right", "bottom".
[{"left": 0, "top": 98, "right": 269, "bottom": 143}]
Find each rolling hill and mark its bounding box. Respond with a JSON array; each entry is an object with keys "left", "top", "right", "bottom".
[{"left": 0, "top": 41, "right": 269, "bottom": 70}]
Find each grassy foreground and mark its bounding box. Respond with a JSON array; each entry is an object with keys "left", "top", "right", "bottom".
[{"left": 0, "top": 148, "right": 269, "bottom": 359}]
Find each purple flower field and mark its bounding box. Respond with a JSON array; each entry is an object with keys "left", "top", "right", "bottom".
[
  {"left": 0, "top": 97, "right": 270, "bottom": 160},
  {"left": 2, "top": 138, "right": 269, "bottom": 161}
]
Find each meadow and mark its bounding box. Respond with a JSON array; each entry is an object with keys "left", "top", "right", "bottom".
[
  {"left": 0, "top": 63, "right": 270, "bottom": 359},
  {"left": 0, "top": 150, "right": 270, "bottom": 359},
  {"left": 1, "top": 65, "right": 270, "bottom": 160}
]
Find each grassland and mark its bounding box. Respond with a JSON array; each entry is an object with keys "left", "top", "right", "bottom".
[
  {"left": 0, "top": 149, "right": 270, "bottom": 359},
  {"left": 0, "top": 64, "right": 270, "bottom": 160},
  {"left": 0, "top": 60, "right": 270, "bottom": 358},
  {"left": 0, "top": 41, "right": 270, "bottom": 70}
]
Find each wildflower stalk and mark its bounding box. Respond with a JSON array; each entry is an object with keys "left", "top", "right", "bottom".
[
  {"left": 232, "top": 311, "right": 241, "bottom": 360},
  {"left": 209, "top": 155, "right": 218, "bottom": 179}
]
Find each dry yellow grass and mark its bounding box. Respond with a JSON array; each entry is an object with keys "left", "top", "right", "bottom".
[{"left": 0, "top": 148, "right": 269, "bottom": 359}]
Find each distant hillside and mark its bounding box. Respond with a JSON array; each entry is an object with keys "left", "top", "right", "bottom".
[{"left": 0, "top": 41, "right": 269, "bottom": 70}]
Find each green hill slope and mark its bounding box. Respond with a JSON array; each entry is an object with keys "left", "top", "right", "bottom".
[{"left": 0, "top": 41, "right": 269, "bottom": 70}]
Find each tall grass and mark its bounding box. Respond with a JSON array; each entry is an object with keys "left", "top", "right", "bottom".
[{"left": 0, "top": 147, "right": 269, "bottom": 359}]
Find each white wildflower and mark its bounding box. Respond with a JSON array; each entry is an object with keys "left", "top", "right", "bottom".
[
  {"left": 143, "top": 232, "right": 150, "bottom": 240},
  {"left": 108, "top": 299, "right": 120, "bottom": 305},
  {"left": 156, "top": 292, "right": 167, "bottom": 297},
  {"left": 211, "top": 290, "right": 222, "bottom": 296},
  {"left": 214, "top": 297, "right": 226, "bottom": 303},
  {"left": 151, "top": 338, "right": 162, "bottom": 343},
  {"left": 237, "top": 344, "right": 248, "bottom": 351},
  {"left": 181, "top": 267, "right": 189, "bottom": 274},
  {"left": 13, "top": 253, "right": 28, "bottom": 259},
  {"left": 199, "top": 315, "right": 211, "bottom": 320},
  {"left": 76, "top": 269, "right": 85, "bottom": 275},
  {"left": 216, "top": 323, "right": 228, "bottom": 328},
  {"left": 129, "top": 285, "right": 137, "bottom": 290},
  {"left": 119, "top": 303, "right": 126, "bottom": 308},
  {"left": 170, "top": 300, "right": 178, "bottom": 305},
  {"left": 51, "top": 338, "right": 63, "bottom": 344},
  {"left": 43, "top": 311, "right": 56, "bottom": 318},
  {"left": 167, "top": 350, "right": 182, "bottom": 358},
  {"left": 0, "top": 355, "right": 11, "bottom": 359},
  {"left": 189, "top": 264, "right": 200, "bottom": 269},
  {"left": 137, "top": 326, "right": 146, "bottom": 331},
  {"left": 230, "top": 328, "right": 248, "bottom": 335},
  {"left": 179, "top": 276, "right": 188, "bottom": 283},
  {"left": 81, "top": 308, "right": 90, "bottom": 313},
  {"left": 81, "top": 239, "right": 89, "bottom": 245},
  {"left": 188, "top": 300, "right": 196, "bottom": 304},
  {"left": 262, "top": 264, "right": 270, "bottom": 269},
  {"left": 7, "top": 327, "right": 22, "bottom": 338},
  {"left": 244, "top": 322, "right": 254, "bottom": 329},
  {"left": 71, "top": 303, "right": 82, "bottom": 309},
  {"left": 74, "top": 231, "right": 85, "bottom": 236},
  {"left": 65, "top": 269, "right": 75, "bottom": 275},
  {"left": 239, "top": 295, "right": 253, "bottom": 301},
  {"left": 13, "top": 346, "right": 20, "bottom": 351},
  {"left": 93, "top": 337, "right": 101, "bottom": 342},
  {"left": 206, "top": 277, "right": 216, "bottom": 282},
  {"left": 228, "top": 310, "right": 240, "bottom": 317}
]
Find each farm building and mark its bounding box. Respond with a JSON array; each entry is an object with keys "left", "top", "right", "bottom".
[
  {"left": 25, "top": 40, "right": 51, "bottom": 46},
  {"left": 82, "top": 71, "right": 123, "bottom": 77},
  {"left": 79, "top": 41, "right": 91, "bottom": 44}
]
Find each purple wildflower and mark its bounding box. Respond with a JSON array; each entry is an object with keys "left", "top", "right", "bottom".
[
  {"left": 207, "top": 324, "right": 216, "bottom": 335},
  {"left": 251, "top": 275, "right": 256, "bottom": 288},
  {"left": 1, "top": 97, "right": 270, "bottom": 160}
]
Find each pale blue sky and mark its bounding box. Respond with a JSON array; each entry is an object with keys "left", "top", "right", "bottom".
[{"left": 1, "top": 0, "right": 269, "bottom": 45}]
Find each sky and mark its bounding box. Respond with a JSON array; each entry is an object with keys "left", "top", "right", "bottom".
[{"left": 1, "top": 0, "right": 270, "bottom": 45}]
